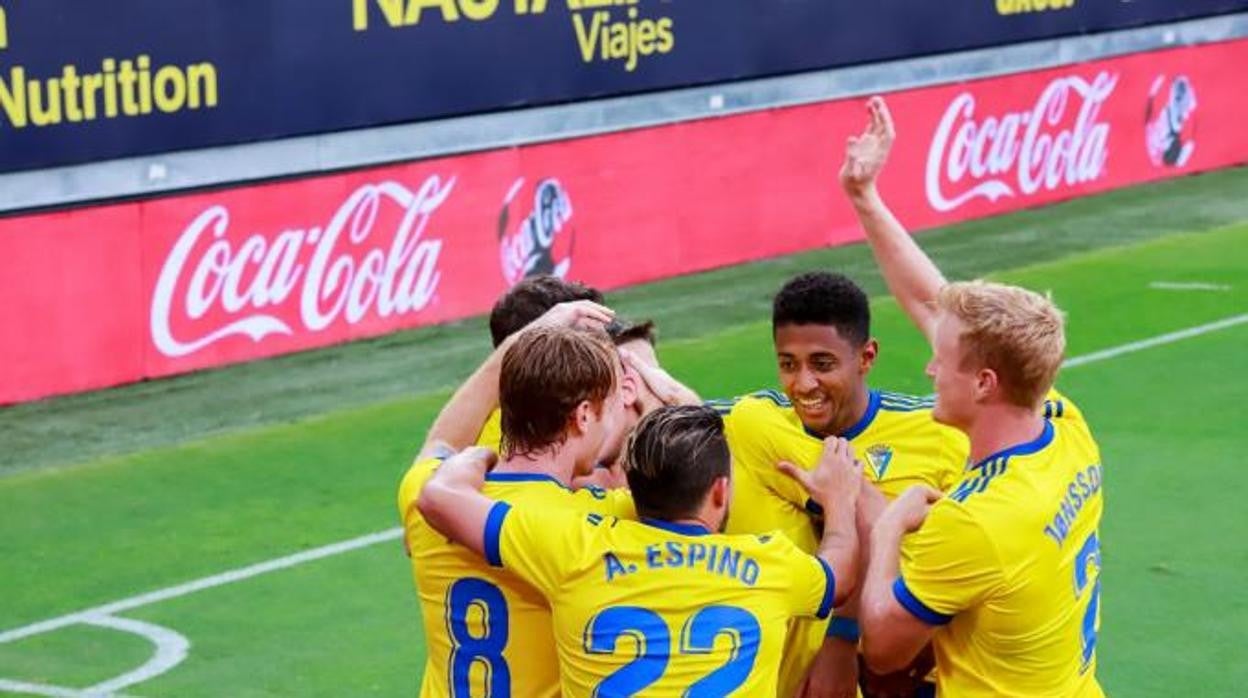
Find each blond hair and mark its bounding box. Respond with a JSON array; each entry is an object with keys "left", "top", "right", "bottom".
[{"left": 937, "top": 281, "right": 1065, "bottom": 409}]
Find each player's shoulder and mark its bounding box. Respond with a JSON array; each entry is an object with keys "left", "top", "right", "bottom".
[
  {"left": 1043, "top": 389, "right": 1096, "bottom": 441},
  {"left": 872, "top": 390, "right": 965, "bottom": 445},
  {"left": 944, "top": 419, "right": 1064, "bottom": 513},
  {"left": 397, "top": 456, "right": 441, "bottom": 519},
  {"left": 876, "top": 389, "right": 936, "bottom": 413},
  {"left": 731, "top": 389, "right": 793, "bottom": 414},
  {"left": 483, "top": 472, "right": 577, "bottom": 505},
  {"left": 874, "top": 390, "right": 945, "bottom": 431},
  {"left": 484, "top": 473, "right": 636, "bottom": 522},
  {"left": 720, "top": 389, "right": 798, "bottom": 428}
]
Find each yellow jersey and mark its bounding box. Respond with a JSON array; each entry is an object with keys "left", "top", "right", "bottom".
[
  {"left": 895, "top": 392, "right": 1105, "bottom": 697},
  {"left": 488, "top": 504, "right": 837, "bottom": 697},
  {"left": 397, "top": 460, "right": 636, "bottom": 697},
  {"left": 476, "top": 408, "right": 502, "bottom": 452},
  {"left": 717, "top": 388, "right": 967, "bottom": 692}
]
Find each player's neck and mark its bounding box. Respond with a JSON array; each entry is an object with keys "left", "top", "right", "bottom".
[
  {"left": 820, "top": 384, "right": 873, "bottom": 438},
  {"left": 660, "top": 513, "right": 718, "bottom": 534},
  {"left": 965, "top": 406, "right": 1047, "bottom": 465},
  {"left": 493, "top": 446, "right": 579, "bottom": 487}
]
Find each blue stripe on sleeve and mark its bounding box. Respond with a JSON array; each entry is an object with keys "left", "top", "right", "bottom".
[
  {"left": 815, "top": 557, "right": 837, "bottom": 619},
  {"left": 483, "top": 501, "right": 512, "bottom": 568},
  {"left": 892, "top": 576, "right": 953, "bottom": 626}
]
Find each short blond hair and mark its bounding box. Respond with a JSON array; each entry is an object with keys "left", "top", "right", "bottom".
[{"left": 937, "top": 281, "right": 1065, "bottom": 409}]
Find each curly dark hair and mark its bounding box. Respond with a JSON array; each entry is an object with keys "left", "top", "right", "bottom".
[{"left": 772, "top": 272, "right": 871, "bottom": 346}]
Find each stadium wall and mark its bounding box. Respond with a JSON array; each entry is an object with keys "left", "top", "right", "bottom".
[
  {"left": 0, "top": 1, "right": 1243, "bottom": 173},
  {"left": 3, "top": 38, "right": 1245, "bottom": 404}
]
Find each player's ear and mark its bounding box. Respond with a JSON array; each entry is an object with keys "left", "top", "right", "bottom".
[
  {"left": 974, "top": 368, "right": 999, "bottom": 403},
  {"left": 710, "top": 475, "right": 731, "bottom": 508},
  {"left": 618, "top": 365, "right": 640, "bottom": 410},
  {"left": 859, "top": 338, "right": 879, "bottom": 374},
  {"left": 572, "top": 400, "right": 594, "bottom": 434}
]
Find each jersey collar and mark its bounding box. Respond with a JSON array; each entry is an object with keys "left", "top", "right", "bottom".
[
  {"left": 969, "top": 420, "right": 1055, "bottom": 470},
  {"left": 803, "top": 389, "right": 881, "bottom": 442},
  {"left": 484, "top": 472, "right": 572, "bottom": 490},
  {"left": 640, "top": 518, "right": 711, "bottom": 536}
]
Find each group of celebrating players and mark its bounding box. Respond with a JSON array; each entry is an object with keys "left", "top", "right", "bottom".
[{"left": 397, "top": 98, "right": 1105, "bottom": 697}]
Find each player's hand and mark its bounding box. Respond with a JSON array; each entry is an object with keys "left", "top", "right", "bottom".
[
  {"left": 885, "top": 485, "right": 942, "bottom": 533},
  {"left": 435, "top": 446, "right": 498, "bottom": 492},
  {"left": 795, "top": 637, "right": 859, "bottom": 698},
  {"left": 621, "top": 348, "right": 701, "bottom": 409},
  {"left": 839, "top": 96, "right": 896, "bottom": 199},
  {"left": 529, "top": 299, "right": 615, "bottom": 333},
  {"left": 778, "top": 436, "right": 863, "bottom": 513}
]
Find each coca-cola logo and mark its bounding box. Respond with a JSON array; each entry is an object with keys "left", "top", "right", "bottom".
[
  {"left": 1145, "top": 74, "right": 1197, "bottom": 168},
  {"left": 926, "top": 72, "right": 1117, "bottom": 212},
  {"left": 497, "top": 177, "right": 575, "bottom": 287},
  {"left": 151, "top": 177, "right": 453, "bottom": 358}
]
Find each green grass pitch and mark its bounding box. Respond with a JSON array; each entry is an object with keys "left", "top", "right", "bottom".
[{"left": 1, "top": 167, "right": 1246, "bottom": 696}]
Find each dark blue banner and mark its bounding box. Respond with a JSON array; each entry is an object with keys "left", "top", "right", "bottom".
[{"left": 0, "top": 0, "right": 1244, "bottom": 173}]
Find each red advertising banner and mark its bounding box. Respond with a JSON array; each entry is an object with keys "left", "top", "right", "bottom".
[{"left": 3, "top": 39, "right": 1245, "bottom": 404}]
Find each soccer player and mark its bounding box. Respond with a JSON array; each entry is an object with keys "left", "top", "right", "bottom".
[
  {"left": 426, "top": 274, "right": 607, "bottom": 454},
  {"left": 718, "top": 271, "right": 966, "bottom": 697},
  {"left": 844, "top": 96, "right": 1105, "bottom": 696},
  {"left": 398, "top": 325, "right": 638, "bottom": 697},
  {"left": 417, "top": 405, "right": 864, "bottom": 697}
]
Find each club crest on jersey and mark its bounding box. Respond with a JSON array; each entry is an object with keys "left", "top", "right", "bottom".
[{"left": 865, "top": 444, "right": 893, "bottom": 480}]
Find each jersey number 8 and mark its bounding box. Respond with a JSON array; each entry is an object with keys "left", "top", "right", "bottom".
[{"left": 447, "top": 578, "right": 510, "bottom": 696}]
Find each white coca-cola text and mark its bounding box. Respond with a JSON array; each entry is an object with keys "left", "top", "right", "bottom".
[
  {"left": 926, "top": 72, "right": 1118, "bottom": 212},
  {"left": 151, "top": 177, "right": 453, "bottom": 358}
]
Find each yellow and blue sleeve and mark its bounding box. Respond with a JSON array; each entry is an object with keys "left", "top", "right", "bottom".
[
  {"left": 895, "top": 501, "right": 1003, "bottom": 625},
  {"left": 488, "top": 503, "right": 586, "bottom": 595},
  {"left": 1043, "top": 388, "right": 1086, "bottom": 426},
  {"left": 771, "top": 536, "right": 837, "bottom": 620}
]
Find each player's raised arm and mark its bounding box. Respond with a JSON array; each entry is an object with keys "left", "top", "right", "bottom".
[
  {"left": 778, "top": 437, "right": 862, "bottom": 606},
  {"left": 418, "top": 299, "right": 614, "bottom": 460},
  {"left": 416, "top": 447, "right": 502, "bottom": 557},
  {"left": 839, "top": 96, "right": 946, "bottom": 346}
]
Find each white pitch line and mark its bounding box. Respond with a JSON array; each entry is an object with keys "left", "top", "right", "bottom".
[
  {"left": 1148, "top": 281, "right": 1232, "bottom": 292},
  {"left": 0, "top": 680, "right": 83, "bottom": 698},
  {"left": 78, "top": 615, "right": 189, "bottom": 697},
  {"left": 1, "top": 311, "right": 1246, "bottom": 652},
  {"left": 0, "top": 528, "right": 401, "bottom": 645},
  {"left": 1063, "top": 313, "right": 1248, "bottom": 369}
]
